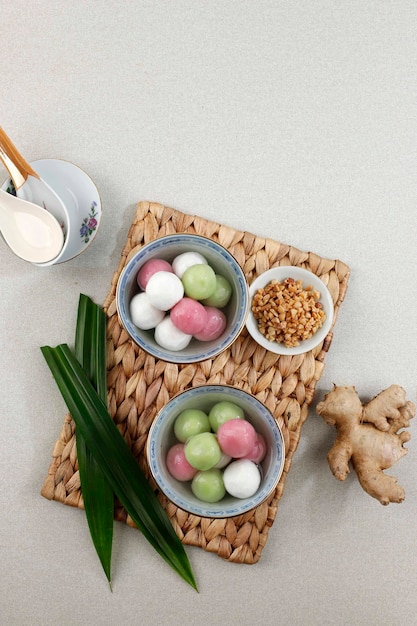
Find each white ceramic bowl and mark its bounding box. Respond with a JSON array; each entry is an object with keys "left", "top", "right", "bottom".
[
  {"left": 116, "top": 234, "right": 249, "bottom": 364},
  {"left": 1, "top": 158, "right": 102, "bottom": 266},
  {"left": 146, "top": 385, "right": 285, "bottom": 518},
  {"left": 246, "top": 266, "right": 334, "bottom": 355}
]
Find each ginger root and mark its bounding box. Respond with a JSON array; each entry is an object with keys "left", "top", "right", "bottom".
[{"left": 316, "top": 384, "right": 415, "bottom": 505}]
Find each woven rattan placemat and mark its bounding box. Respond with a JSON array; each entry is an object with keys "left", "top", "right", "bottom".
[{"left": 41, "top": 201, "right": 350, "bottom": 564}]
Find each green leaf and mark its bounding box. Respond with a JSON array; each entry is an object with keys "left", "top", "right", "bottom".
[
  {"left": 75, "top": 294, "right": 107, "bottom": 399},
  {"left": 74, "top": 294, "right": 113, "bottom": 588},
  {"left": 41, "top": 342, "right": 198, "bottom": 591}
]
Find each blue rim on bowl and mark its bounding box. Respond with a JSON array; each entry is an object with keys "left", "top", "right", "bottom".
[
  {"left": 116, "top": 234, "right": 250, "bottom": 364},
  {"left": 146, "top": 385, "right": 285, "bottom": 518}
]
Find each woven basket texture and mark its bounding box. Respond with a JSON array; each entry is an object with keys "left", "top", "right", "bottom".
[{"left": 41, "top": 201, "right": 350, "bottom": 564}]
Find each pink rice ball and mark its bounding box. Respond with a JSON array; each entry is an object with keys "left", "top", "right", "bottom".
[
  {"left": 166, "top": 443, "right": 198, "bottom": 481},
  {"left": 217, "top": 418, "right": 257, "bottom": 458},
  {"left": 170, "top": 297, "right": 208, "bottom": 335},
  {"left": 137, "top": 258, "right": 173, "bottom": 290},
  {"left": 193, "top": 306, "right": 226, "bottom": 342},
  {"left": 243, "top": 433, "right": 267, "bottom": 464}
]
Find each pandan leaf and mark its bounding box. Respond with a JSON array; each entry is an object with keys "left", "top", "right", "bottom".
[
  {"left": 74, "top": 294, "right": 113, "bottom": 588},
  {"left": 41, "top": 342, "right": 197, "bottom": 591}
]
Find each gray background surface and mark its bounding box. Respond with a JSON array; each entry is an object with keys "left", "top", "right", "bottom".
[{"left": 1, "top": 2, "right": 416, "bottom": 625}]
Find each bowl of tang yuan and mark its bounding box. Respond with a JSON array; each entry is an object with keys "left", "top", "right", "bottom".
[
  {"left": 146, "top": 385, "right": 285, "bottom": 518},
  {"left": 116, "top": 234, "right": 249, "bottom": 364}
]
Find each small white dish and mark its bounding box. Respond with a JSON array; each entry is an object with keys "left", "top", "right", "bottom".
[
  {"left": 246, "top": 266, "right": 334, "bottom": 355},
  {"left": 1, "top": 158, "right": 102, "bottom": 266}
]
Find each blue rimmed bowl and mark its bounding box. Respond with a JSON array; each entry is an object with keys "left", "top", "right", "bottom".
[
  {"left": 146, "top": 385, "right": 285, "bottom": 519},
  {"left": 116, "top": 233, "right": 249, "bottom": 364}
]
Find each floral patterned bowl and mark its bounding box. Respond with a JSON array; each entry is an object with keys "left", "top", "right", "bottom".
[{"left": 1, "top": 158, "right": 102, "bottom": 266}]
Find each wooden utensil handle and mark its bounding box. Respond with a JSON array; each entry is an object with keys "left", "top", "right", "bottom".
[{"left": 0, "top": 127, "right": 39, "bottom": 189}]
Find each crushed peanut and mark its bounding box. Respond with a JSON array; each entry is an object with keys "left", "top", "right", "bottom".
[{"left": 251, "top": 277, "right": 326, "bottom": 348}]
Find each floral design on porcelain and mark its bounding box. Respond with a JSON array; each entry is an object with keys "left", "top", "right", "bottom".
[{"left": 80, "top": 201, "right": 98, "bottom": 243}]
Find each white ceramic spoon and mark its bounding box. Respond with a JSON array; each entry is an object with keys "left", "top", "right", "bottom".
[
  {"left": 0, "top": 127, "right": 68, "bottom": 235},
  {"left": 0, "top": 188, "right": 64, "bottom": 263}
]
